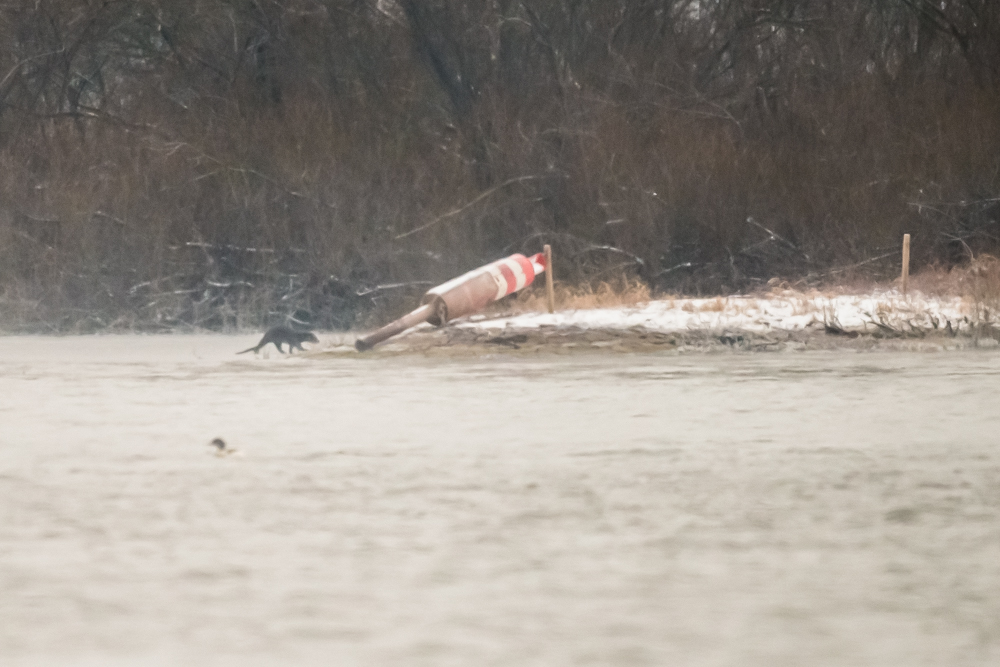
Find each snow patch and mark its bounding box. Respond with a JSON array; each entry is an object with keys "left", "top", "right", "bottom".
[{"left": 458, "top": 291, "right": 970, "bottom": 334}]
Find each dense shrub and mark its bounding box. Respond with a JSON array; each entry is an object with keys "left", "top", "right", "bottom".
[{"left": 0, "top": 0, "right": 998, "bottom": 331}]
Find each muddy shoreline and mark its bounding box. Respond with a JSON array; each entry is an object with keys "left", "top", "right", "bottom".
[
  {"left": 313, "top": 289, "right": 1000, "bottom": 357},
  {"left": 314, "top": 323, "right": 1000, "bottom": 357}
]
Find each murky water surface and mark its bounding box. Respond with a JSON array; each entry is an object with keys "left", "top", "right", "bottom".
[{"left": 1, "top": 336, "right": 998, "bottom": 666}]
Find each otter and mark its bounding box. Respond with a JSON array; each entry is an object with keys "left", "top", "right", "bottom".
[{"left": 237, "top": 326, "right": 319, "bottom": 355}]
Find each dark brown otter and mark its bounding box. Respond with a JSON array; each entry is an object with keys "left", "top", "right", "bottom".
[{"left": 237, "top": 326, "right": 319, "bottom": 354}]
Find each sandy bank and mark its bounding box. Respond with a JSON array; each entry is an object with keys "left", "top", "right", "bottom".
[{"left": 315, "top": 290, "right": 1000, "bottom": 356}]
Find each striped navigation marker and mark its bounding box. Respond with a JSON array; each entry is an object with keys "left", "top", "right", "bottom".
[
  {"left": 356, "top": 252, "right": 547, "bottom": 351},
  {"left": 485, "top": 253, "right": 545, "bottom": 300}
]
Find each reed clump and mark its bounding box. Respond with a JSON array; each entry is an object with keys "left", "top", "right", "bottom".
[
  {"left": 512, "top": 277, "right": 652, "bottom": 313},
  {"left": 953, "top": 256, "right": 1000, "bottom": 336}
]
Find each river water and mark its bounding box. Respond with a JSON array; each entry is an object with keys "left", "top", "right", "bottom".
[{"left": 1, "top": 335, "right": 998, "bottom": 666}]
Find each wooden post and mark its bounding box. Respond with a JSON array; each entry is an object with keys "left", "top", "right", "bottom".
[
  {"left": 544, "top": 244, "right": 555, "bottom": 314},
  {"left": 901, "top": 234, "right": 910, "bottom": 295}
]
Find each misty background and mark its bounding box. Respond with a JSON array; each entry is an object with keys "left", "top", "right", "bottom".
[{"left": 1, "top": 0, "right": 998, "bottom": 332}]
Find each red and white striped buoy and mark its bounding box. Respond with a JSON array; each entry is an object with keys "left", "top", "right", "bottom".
[
  {"left": 355, "top": 252, "right": 547, "bottom": 350},
  {"left": 423, "top": 252, "right": 546, "bottom": 324}
]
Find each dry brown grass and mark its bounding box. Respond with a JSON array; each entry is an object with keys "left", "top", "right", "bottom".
[
  {"left": 910, "top": 257, "right": 1000, "bottom": 297},
  {"left": 509, "top": 276, "right": 652, "bottom": 312},
  {"left": 957, "top": 256, "right": 1000, "bottom": 330},
  {"left": 900, "top": 257, "right": 1000, "bottom": 335}
]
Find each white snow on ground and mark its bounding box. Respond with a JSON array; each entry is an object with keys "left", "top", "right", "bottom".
[{"left": 458, "top": 290, "right": 972, "bottom": 334}]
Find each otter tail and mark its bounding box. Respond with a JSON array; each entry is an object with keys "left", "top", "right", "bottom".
[{"left": 236, "top": 346, "right": 258, "bottom": 355}]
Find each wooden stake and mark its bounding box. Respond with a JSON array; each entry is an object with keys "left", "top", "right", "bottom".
[
  {"left": 901, "top": 234, "right": 910, "bottom": 295},
  {"left": 544, "top": 244, "right": 555, "bottom": 314}
]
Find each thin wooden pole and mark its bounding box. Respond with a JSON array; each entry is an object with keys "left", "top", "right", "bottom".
[
  {"left": 901, "top": 234, "right": 911, "bottom": 295},
  {"left": 544, "top": 244, "right": 555, "bottom": 314}
]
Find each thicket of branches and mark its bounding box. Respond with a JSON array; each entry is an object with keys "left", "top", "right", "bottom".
[{"left": 1, "top": 0, "right": 998, "bottom": 331}]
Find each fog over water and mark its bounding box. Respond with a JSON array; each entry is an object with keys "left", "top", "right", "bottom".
[{"left": 1, "top": 336, "right": 998, "bottom": 666}]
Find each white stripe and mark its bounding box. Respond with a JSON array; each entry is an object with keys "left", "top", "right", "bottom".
[
  {"left": 427, "top": 267, "right": 486, "bottom": 297},
  {"left": 487, "top": 264, "right": 508, "bottom": 300}
]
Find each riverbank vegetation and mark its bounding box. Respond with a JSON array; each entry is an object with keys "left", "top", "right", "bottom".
[{"left": 1, "top": 1, "right": 998, "bottom": 332}]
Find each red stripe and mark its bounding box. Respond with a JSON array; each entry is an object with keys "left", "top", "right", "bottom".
[
  {"left": 513, "top": 254, "right": 535, "bottom": 284},
  {"left": 497, "top": 262, "right": 517, "bottom": 296}
]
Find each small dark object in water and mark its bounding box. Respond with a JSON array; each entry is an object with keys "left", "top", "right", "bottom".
[
  {"left": 237, "top": 326, "right": 319, "bottom": 354},
  {"left": 486, "top": 334, "right": 529, "bottom": 349},
  {"left": 209, "top": 437, "right": 240, "bottom": 457}
]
